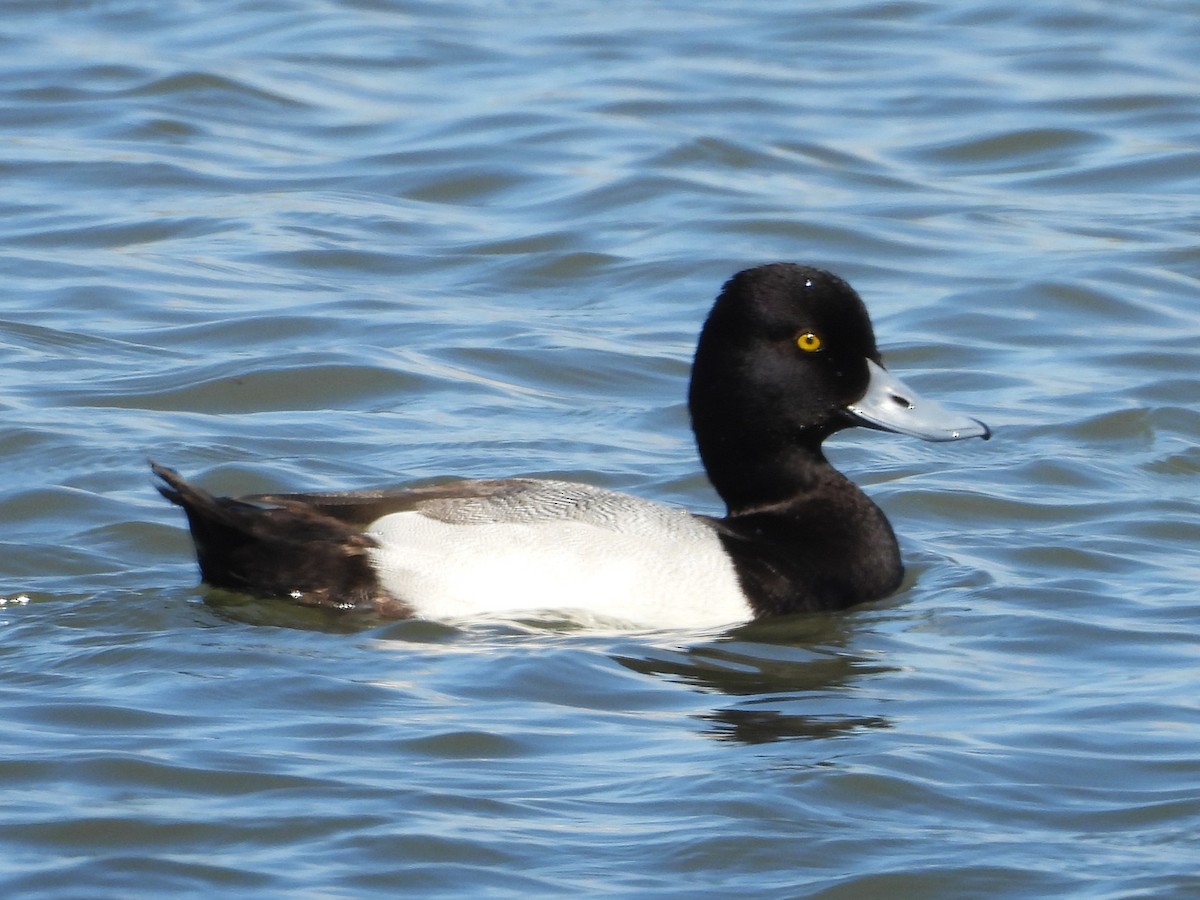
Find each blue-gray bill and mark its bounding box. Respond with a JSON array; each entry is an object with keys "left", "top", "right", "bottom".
[{"left": 846, "top": 360, "right": 991, "bottom": 442}]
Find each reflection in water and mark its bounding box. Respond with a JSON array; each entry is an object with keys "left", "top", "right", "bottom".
[
  {"left": 701, "top": 707, "right": 891, "bottom": 744},
  {"left": 202, "top": 588, "right": 386, "bottom": 633},
  {"left": 617, "top": 614, "right": 897, "bottom": 744},
  {"left": 208, "top": 588, "right": 896, "bottom": 745}
]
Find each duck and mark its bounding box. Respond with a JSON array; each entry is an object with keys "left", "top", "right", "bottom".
[{"left": 153, "top": 263, "right": 989, "bottom": 629}]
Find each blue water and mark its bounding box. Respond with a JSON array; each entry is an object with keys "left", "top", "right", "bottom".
[{"left": 3, "top": 1, "right": 1200, "bottom": 896}]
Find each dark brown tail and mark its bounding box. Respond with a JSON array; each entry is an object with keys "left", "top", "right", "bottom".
[{"left": 152, "top": 462, "right": 399, "bottom": 612}]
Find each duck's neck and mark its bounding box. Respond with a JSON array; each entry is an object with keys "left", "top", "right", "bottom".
[
  {"left": 716, "top": 479, "right": 903, "bottom": 616},
  {"left": 710, "top": 453, "right": 904, "bottom": 616},
  {"left": 697, "top": 426, "right": 835, "bottom": 515}
]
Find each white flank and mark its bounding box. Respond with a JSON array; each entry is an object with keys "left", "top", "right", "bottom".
[{"left": 365, "top": 488, "right": 751, "bottom": 630}]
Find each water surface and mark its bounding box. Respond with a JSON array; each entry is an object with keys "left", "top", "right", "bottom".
[{"left": 2, "top": 1, "right": 1200, "bottom": 896}]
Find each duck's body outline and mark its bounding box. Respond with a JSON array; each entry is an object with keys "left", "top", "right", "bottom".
[{"left": 155, "top": 263, "right": 989, "bottom": 628}]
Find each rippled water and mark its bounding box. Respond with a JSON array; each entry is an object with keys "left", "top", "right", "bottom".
[{"left": 3, "top": 1, "right": 1200, "bottom": 896}]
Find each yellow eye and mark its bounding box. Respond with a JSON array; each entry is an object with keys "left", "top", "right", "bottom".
[{"left": 796, "top": 331, "right": 823, "bottom": 352}]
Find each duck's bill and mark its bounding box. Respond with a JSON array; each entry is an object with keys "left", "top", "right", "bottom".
[{"left": 846, "top": 360, "right": 991, "bottom": 442}]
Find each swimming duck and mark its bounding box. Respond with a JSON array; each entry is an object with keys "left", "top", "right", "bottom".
[{"left": 154, "top": 263, "right": 989, "bottom": 628}]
